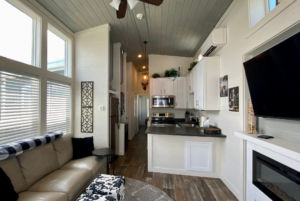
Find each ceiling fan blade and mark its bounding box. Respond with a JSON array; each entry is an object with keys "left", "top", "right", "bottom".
[
  {"left": 139, "top": 0, "right": 163, "bottom": 6},
  {"left": 117, "top": 1, "right": 127, "bottom": 19}
]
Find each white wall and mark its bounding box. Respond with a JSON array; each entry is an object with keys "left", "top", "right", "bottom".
[
  {"left": 74, "top": 24, "right": 110, "bottom": 148},
  {"left": 120, "top": 53, "right": 127, "bottom": 123},
  {"left": 193, "top": 0, "right": 300, "bottom": 200}
]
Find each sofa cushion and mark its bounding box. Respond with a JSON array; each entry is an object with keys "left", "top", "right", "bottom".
[
  {"left": 72, "top": 137, "right": 94, "bottom": 159},
  {"left": 17, "top": 143, "right": 59, "bottom": 187},
  {"left": 0, "top": 157, "right": 27, "bottom": 193},
  {"left": 18, "top": 192, "right": 68, "bottom": 201},
  {"left": 0, "top": 168, "right": 19, "bottom": 201},
  {"left": 60, "top": 156, "right": 106, "bottom": 177},
  {"left": 28, "top": 169, "right": 92, "bottom": 201},
  {"left": 53, "top": 134, "right": 73, "bottom": 168}
]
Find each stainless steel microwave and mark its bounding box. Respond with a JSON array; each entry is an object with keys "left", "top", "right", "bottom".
[{"left": 152, "top": 95, "right": 175, "bottom": 108}]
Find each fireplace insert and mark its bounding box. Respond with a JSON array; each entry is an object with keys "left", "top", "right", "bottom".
[{"left": 253, "top": 151, "right": 300, "bottom": 201}]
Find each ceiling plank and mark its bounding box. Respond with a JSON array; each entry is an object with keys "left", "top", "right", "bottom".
[
  {"left": 37, "top": 0, "right": 81, "bottom": 32},
  {"left": 52, "top": 0, "right": 89, "bottom": 30},
  {"left": 70, "top": 0, "right": 99, "bottom": 27},
  {"left": 174, "top": 0, "right": 201, "bottom": 56},
  {"left": 170, "top": 0, "right": 193, "bottom": 56},
  {"left": 155, "top": 5, "right": 162, "bottom": 55},
  {"left": 164, "top": 0, "right": 176, "bottom": 56},
  {"left": 160, "top": 0, "right": 170, "bottom": 54}
]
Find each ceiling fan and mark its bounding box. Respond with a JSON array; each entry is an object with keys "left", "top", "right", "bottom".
[{"left": 110, "top": 0, "right": 163, "bottom": 19}]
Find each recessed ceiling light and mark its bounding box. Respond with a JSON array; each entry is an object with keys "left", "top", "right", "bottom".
[
  {"left": 143, "top": 66, "right": 146, "bottom": 69},
  {"left": 138, "top": 54, "right": 142, "bottom": 58}
]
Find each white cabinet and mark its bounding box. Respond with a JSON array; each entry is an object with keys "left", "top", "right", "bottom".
[
  {"left": 192, "top": 57, "right": 220, "bottom": 110},
  {"left": 189, "top": 71, "right": 194, "bottom": 93},
  {"left": 173, "top": 77, "right": 186, "bottom": 109},
  {"left": 152, "top": 78, "right": 164, "bottom": 95},
  {"left": 151, "top": 78, "right": 174, "bottom": 96},
  {"left": 185, "top": 141, "right": 213, "bottom": 172},
  {"left": 185, "top": 75, "right": 194, "bottom": 109}
]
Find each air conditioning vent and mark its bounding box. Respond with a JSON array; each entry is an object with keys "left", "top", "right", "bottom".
[
  {"left": 200, "top": 28, "right": 227, "bottom": 57},
  {"left": 203, "top": 46, "right": 217, "bottom": 56}
]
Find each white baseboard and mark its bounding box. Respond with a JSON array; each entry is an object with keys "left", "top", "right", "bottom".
[
  {"left": 149, "top": 167, "right": 219, "bottom": 178},
  {"left": 220, "top": 174, "right": 242, "bottom": 201}
]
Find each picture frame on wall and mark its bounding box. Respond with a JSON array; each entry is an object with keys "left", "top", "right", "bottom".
[
  {"left": 229, "top": 86, "right": 239, "bottom": 112},
  {"left": 220, "top": 75, "right": 228, "bottom": 97}
]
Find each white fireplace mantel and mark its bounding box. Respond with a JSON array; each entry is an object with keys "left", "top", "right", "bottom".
[{"left": 235, "top": 131, "right": 300, "bottom": 162}]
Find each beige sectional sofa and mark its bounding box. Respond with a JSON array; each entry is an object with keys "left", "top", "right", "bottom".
[{"left": 0, "top": 134, "right": 106, "bottom": 201}]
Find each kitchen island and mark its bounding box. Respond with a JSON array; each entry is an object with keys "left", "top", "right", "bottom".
[{"left": 145, "top": 125, "right": 226, "bottom": 178}]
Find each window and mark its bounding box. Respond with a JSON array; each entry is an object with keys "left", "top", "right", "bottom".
[
  {"left": 0, "top": 69, "right": 39, "bottom": 145},
  {"left": 0, "top": 0, "right": 34, "bottom": 65},
  {"left": 47, "top": 80, "right": 71, "bottom": 134},
  {"left": 268, "top": 0, "right": 279, "bottom": 11},
  {"left": 47, "top": 29, "right": 67, "bottom": 76}
]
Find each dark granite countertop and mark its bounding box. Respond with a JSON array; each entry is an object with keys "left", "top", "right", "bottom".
[{"left": 145, "top": 126, "right": 227, "bottom": 138}]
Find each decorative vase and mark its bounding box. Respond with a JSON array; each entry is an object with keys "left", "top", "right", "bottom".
[{"left": 248, "top": 100, "right": 256, "bottom": 134}]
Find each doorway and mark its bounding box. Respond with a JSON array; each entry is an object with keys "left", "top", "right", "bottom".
[{"left": 138, "top": 95, "right": 149, "bottom": 126}]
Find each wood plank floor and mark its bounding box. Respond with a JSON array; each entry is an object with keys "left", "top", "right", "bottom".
[{"left": 110, "top": 126, "right": 238, "bottom": 201}]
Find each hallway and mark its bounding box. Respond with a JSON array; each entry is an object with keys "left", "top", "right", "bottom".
[{"left": 111, "top": 125, "right": 238, "bottom": 201}]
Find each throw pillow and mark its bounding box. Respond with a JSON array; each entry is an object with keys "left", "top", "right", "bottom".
[
  {"left": 72, "top": 137, "right": 94, "bottom": 159},
  {"left": 0, "top": 168, "right": 19, "bottom": 201}
]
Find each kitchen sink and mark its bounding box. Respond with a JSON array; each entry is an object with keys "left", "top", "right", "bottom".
[{"left": 177, "top": 123, "right": 196, "bottom": 128}]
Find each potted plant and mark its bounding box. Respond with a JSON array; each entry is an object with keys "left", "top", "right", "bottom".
[
  {"left": 188, "top": 61, "right": 198, "bottom": 72},
  {"left": 164, "top": 68, "right": 178, "bottom": 80},
  {"left": 152, "top": 73, "right": 161, "bottom": 78}
]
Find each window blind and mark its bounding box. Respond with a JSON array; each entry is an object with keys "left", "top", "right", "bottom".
[
  {"left": 0, "top": 70, "right": 39, "bottom": 145},
  {"left": 47, "top": 80, "right": 71, "bottom": 134}
]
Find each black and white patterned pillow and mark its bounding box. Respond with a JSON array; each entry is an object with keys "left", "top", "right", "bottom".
[
  {"left": 86, "top": 174, "right": 125, "bottom": 201},
  {"left": 77, "top": 193, "right": 115, "bottom": 201}
]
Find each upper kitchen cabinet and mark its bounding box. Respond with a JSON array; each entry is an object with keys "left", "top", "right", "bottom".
[
  {"left": 151, "top": 78, "right": 174, "bottom": 95},
  {"left": 193, "top": 57, "right": 220, "bottom": 111},
  {"left": 173, "top": 77, "right": 186, "bottom": 109},
  {"left": 188, "top": 71, "right": 194, "bottom": 93}
]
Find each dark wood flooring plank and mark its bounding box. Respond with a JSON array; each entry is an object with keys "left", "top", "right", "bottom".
[
  {"left": 132, "top": 164, "right": 145, "bottom": 181},
  {"left": 195, "top": 177, "right": 217, "bottom": 201},
  {"left": 163, "top": 174, "right": 175, "bottom": 189},
  {"left": 185, "top": 182, "right": 204, "bottom": 201},
  {"left": 215, "top": 179, "right": 238, "bottom": 201},
  {"left": 144, "top": 177, "right": 152, "bottom": 185},
  {"left": 173, "top": 174, "right": 190, "bottom": 201},
  {"left": 152, "top": 172, "right": 163, "bottom": 190},
  {"left": 204, "top": 179, "right": 230, "bottom": 201},
  {"left": 164, "top": 188, "right": 177, "bottom": 201}
]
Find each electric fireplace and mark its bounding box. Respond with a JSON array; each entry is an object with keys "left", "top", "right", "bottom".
[{"left": 253, "top": 151, "right": 300, "bottom": 201}]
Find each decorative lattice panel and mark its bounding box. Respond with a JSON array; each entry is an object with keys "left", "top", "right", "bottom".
[{"left": 81, "top": 82, "right": 93, "bottom": 133}]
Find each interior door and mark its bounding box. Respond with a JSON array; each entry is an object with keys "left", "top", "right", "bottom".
[
  {"left": 152, "top": 78, "right": 164, "bottom": 95},
  {"left": 164, "top": 78, "right": 174, "bottom": 95}
]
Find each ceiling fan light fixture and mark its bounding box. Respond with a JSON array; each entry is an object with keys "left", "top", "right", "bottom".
[
  {"left": 128, "top": 0, "right": 139, "bottom": 9},
  {"left": 110, "top": 0, "right": 121, "bottom": 10}
]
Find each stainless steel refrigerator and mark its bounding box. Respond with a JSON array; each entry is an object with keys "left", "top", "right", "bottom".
[{"left": 109, "top": 97, "right": 119, "bottom": 160}]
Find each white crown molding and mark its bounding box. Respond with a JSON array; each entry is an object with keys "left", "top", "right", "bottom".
[
  {"left": 148, "top": 54, "right": 193, "bottom": 60},
  {"left": 74, "top": 24, "right": 111, "bottom": 37}
]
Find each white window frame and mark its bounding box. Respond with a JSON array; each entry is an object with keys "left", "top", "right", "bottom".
[
  {"left": 6, "top": 0, "right": 42, "bottom": 67},
  {"left": 48, "top": 24, "right": 72, "bottom": 78},
  {"left": 247, "top": 0, "right": 296, "bottom": 38}
]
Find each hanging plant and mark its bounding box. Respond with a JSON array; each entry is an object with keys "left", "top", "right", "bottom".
[
  {"left": 164, "top": 68, "right": 178, "bottom": 80},
  {"left": 188, "top": 61, "right": 198, "bottom": 72},
  {"left": 152, "top": 73, "right": 161, "bottom": 78}
]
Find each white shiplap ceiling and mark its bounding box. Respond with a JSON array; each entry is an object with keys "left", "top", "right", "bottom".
[{"left": 36, "top": 0, "right": 233, "bottom": 71}]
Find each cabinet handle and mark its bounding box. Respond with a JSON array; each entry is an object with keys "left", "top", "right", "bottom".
[
  {"left": 161, "top": 90, "right": 162, "bottom": 94},
  {"left": 164, "top": 89, "right": 166, "bottom": 93}
]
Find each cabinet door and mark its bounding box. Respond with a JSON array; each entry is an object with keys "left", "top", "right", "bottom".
[
  {"left": 174, "top": 78, "right": 185, "bottom": 108},
  {"left": 193, "top": 67, "right": 198, "bottom": 109},
  {"left": 198, "top": 62, "right": 204, "bottom": 110},
  {"left": 189, "top": 71, "right": 193, "bottom": 93},
  {"left": 152, "top": 79, "right": 164, "bottom": 95},
  {"left": 186, "top": 77, "right": 194, "bottom": 109},
  {"left": 164, "top": 78, "right": 174, "bottom": 95}
]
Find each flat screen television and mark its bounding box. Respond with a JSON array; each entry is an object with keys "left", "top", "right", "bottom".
[{"left": 243, "top": 32, "right": 300, "bottom": 120}]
